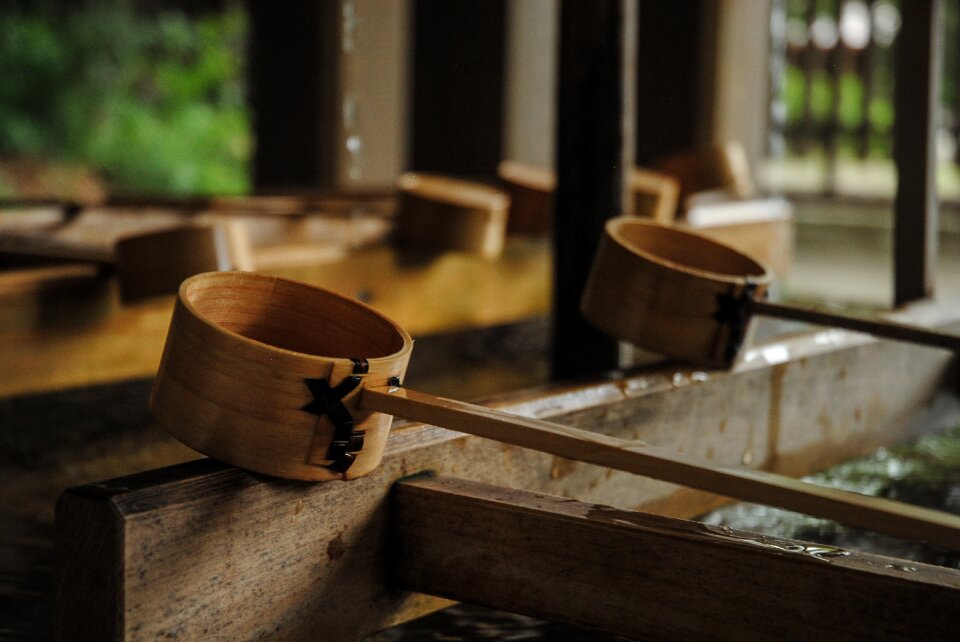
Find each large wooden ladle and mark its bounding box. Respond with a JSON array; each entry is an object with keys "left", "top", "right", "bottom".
[
  {"left": 150, "top": 270, "right": 960, "bottom": 549},
  {"left": 581, "top": 217, "right": 960, "bottom": 368}
]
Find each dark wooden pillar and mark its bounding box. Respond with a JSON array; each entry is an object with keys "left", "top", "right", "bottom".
[
  {"left": 248, "top": 1, "right": 339, "bottom": 190},
  {"left": 893, "top": 0, "right": 942, "bottom": 305},
  {"left": 410, "top": 0, "right": 506, "bottom": 180},
  {"left": 552, "top": 0, "right": 636, "bottom": 380},
  {"left": 634, "top": 0, "right": 712, "bottom": 165}
]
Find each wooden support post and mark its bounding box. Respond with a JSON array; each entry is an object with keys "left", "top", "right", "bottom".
[
  {"left": 55, "top": 487, "right": 124, "bottom": 641},
  {"left": 411, "top": 0, "right": 506, "bottom": 179},
  {"left": 553, "top": 0, "right": 636, "bottom": 380},
  {"left": 393, "top": 476, "right": 960, "bottom": 641},
  {"left": 248, "top": 1, "right": 338, "bottom": 188},
  {"left": 893, "top": 0, "right": 942, "bottom": 306},
  {"left": 635, "top": 0, "right": 712, "bottom": 165}
]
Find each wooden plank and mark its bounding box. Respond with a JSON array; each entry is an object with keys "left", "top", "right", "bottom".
[
  {"left": 893, "top": 0, "right": 942, "bottom": 305},
  {"left": 553, "top": 0, "right": 635, "bottom": 379},
  {"left": 393, "top": 476, "right": 960, "bottom": 642},
  {"left": 54, "top": 304, "right": 960, "bottom": 639}
]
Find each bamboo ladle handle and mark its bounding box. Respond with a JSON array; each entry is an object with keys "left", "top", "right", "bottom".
[
  {"left": 361, "top": 385, "right": 960, "bottom": 550},
  {"left": 750, "top": 299, "right": 960, "bottom": 352}
]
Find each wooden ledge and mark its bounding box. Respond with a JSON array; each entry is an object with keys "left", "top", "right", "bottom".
[{"left": 394, "top": 477, "right": 960, "bottom": 641}]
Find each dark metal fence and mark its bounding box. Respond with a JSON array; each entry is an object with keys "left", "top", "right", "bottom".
[{"left": 768, "top": 0, "right": 960, "bottom": 196}]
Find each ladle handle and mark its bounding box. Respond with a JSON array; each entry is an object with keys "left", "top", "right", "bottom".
[
  {"left": 361, "top": 385, "right": 960, "bottom": 550},
  {"left": 748, "top": 299, "right": 960, "bottom": 352}
]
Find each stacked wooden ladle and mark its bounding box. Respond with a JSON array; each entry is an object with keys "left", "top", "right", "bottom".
[
  {"left": 151, "top": 223, "right": 960, "bottom": 549},
  {"left": 0, "top": 173, "right": 509, "bottom": 301}
]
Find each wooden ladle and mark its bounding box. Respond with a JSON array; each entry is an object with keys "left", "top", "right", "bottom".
[
  {"left": 150, "top": 270, "right": 960, "bottom": 549},
  {"left": 0, "top": 221, "right": 252, "bottom": 302},
  {"left": 581, "top": 217, "right": 960, "bottom": 368},
  {"left": 1, "top": 175, "right": 509, "bottom": 300}
]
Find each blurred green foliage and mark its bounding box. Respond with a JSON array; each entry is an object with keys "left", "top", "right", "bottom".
[
  {"left": 781, "top": 0, "right": 960, "bottom": 162},
  {"left": 0, "top": 0, "right": 250, "bottom": 195}
]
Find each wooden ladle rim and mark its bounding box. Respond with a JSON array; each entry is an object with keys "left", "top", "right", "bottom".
[
  {"left": 605, "top": 217, "right": 772, "bottom": 286},
  {"left": 398, "top": 172, "right": 510, "bottom": 210},
  {"left": 178, "top": 271, "right": 414, "bottom": 366}
]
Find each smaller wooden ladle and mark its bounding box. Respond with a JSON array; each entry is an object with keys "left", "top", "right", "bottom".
[
  {"left": 150, "top": 270, "right": 960, "bottom": 549},
  {"left": 581, "top": 217, "right": 960, "bottom": 368},
  {"left": 1, "top": 175, "right": 509, "bottom": 300},
  {"left": 0, "top": 221, "right": 252, "bottom": 302}
]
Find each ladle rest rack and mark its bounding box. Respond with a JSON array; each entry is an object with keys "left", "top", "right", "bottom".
[
  {"left": 56, "top": 299, "right": 960, "bottom": 640},
  {"left": 0, "top": 239, "right": 549, "bottom": 401}
]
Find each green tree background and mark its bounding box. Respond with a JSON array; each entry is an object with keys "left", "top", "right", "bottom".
[{"left": 0, "top": 0, "right": 250, "bottom": 196}]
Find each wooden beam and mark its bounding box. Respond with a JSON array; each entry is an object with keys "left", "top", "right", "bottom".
[
  {"left": 893, "top": 0, "right": 942, "bottom": 305},
  {"left": 54, "top": 304, "right": 960, "bottom": 639},
  {"left": 393, "top": 476, "right": 960, "bottom": 641},
  {"left": 553, "top": 0, "right": 636, "bottom": 379},
  {"left": 249, "top": 1, "right": 409, "bottom": 189}
]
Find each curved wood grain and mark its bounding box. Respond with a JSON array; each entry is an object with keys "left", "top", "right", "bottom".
[{"left": 150, "top": 271, "right": 412, "bottom": 481}]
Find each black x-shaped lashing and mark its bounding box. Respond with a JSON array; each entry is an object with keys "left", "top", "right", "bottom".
[
  {"left": 712, "top": 282, "right": 764, "bottom": 363},
  {"left": 301, "top": 358, "right": 370, "bottom": 473}
]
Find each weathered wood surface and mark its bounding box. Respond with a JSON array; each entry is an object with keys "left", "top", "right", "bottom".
[
  {"left": 55, "top": 304, "right": 960, "bottom": 640},
  {"left": 393, "top": 476, "right": 960, "bottom": 641},
  {"left": 0, "top": 237, "right": 549, "bottom": 399}
]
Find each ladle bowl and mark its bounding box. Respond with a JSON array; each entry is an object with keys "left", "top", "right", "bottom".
[
  {"left": 582, "top": 217, "right": 960, "bottom": 368},
  {"left": 581, "top": 218, "right": 772, "bottom": 367},
  {"left": 150, "top": 271, "right": 412, "bottom": 480}
]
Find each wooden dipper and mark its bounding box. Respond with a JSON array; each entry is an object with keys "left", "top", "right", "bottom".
[
  {"left": 151, "top": 271, "right": 412, "bottom": 480},
  {"left": 114, "top": 222, "right": 253, "bottom": 301},
  {"left": 394, "top": 173, "right": 509, "bottom": 259},
  {"left": 582, "top": 218, "right": 960, "bottom": 368},
  {"left": 0, "top": 221, "right": 252, "bottom": 302},
  {"left": 150, "top": 271, "right": 960, "bottom": 548},
  {"left": 497, "top": 160, "right": 681, "bottom": 231}
]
